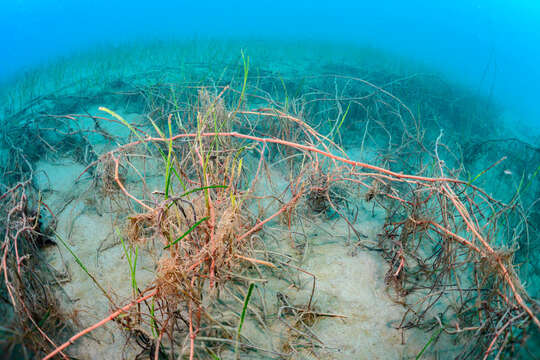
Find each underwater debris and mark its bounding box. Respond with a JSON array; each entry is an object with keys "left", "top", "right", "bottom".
[{"left": 0, "top": 45, "right": 538, "bottom": 359}]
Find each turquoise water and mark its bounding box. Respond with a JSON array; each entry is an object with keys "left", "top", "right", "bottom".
[
  {"left": 0, "top": 2, "right": 539, "bottom": 360},
  {"left": 2, "top": 1, "right": 540, "bottom": 131}
]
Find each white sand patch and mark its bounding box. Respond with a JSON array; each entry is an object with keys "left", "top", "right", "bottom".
[
  {"left": 34, "top": 159, "right": 86, "bottom": 193},
  {"left": 36, "top": 156, "right": 155, "bottom": 359},
  {"left": 265, "top": 216, "right": 423, "bottom": 359}
]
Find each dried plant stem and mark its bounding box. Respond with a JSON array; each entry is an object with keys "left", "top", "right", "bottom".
[
  {"left": 104, "top": 128, "right": 539, "bottom": 331},
  {"left": 42, "top": 289, "right": 157, "bottom": 360}
]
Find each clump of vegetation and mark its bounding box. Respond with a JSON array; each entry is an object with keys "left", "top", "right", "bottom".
[
  {"left": 0, "top": 41, "right": 538, "bottom": 359},
  {"left": 0, "top": 184, "right": 67, "bottom": 358}
]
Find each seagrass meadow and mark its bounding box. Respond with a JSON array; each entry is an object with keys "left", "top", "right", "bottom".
[{"left": 0, "top": 40, "right": 539, "bottom": 359}]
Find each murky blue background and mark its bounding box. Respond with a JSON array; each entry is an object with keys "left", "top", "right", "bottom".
[{"left": 1, "top": 0, "right": 539, "bottom": 130}]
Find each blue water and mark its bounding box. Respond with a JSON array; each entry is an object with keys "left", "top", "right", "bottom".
[{"left": 1, "top": 0, "right": 540, "bottom": 132}]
